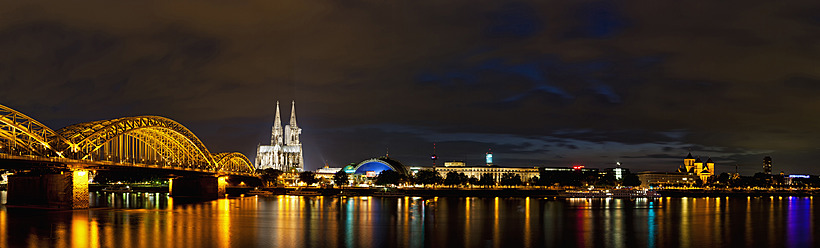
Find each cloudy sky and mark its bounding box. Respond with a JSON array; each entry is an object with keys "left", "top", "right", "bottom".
[{"left": 2, "top": 1, "right": 820, "bottom": 174}]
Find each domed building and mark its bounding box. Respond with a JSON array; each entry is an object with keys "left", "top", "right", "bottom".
[{"left": 343, "top": 156, "right": 409, "bottom": 178}]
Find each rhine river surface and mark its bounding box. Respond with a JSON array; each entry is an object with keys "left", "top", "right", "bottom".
[{"left": 0, "top": 192, "right": 815, "bottom": 248}]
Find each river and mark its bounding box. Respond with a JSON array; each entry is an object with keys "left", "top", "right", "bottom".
[{"left": 0, "top": 192, "right": 815, "bottom": 247}]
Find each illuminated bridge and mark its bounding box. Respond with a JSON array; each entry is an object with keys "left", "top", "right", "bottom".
[{"left": 0, "top": 104, "right": 258, "bottom": 208}]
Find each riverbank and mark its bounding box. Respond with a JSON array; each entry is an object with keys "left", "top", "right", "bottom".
[
  {"left": 228, "top": 187, "right": 561, "bottom": 197},
  {"left": 657, "top": 189, "right": 819, "bottom": 197},
  {"left": 85, "top": 185, "right": 820, "bottom": 198},
  {"left": 231, "top": 187, "right": 820, "bottom": 198}
]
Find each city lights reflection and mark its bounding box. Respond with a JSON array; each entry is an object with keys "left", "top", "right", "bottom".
[{"left": 0, "top": 193, "right": 814, "bottom": 247}]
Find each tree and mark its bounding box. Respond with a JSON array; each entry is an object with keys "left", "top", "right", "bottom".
[
  {"left": 458, "top": 173, "right": 469, "bottom": 186},
  {"left": 529, "top": 176, "right": 539, "bottom": 186},
  {"left": 538, "top": 169, "right": 582, "bottom": 187},
  {"left": 478, "top": 173, "right": 496, "bottom": 188},
  {"left": 333, "top": 170, "right": 349, "bottom": 188},
  {"left": 693, "top": 177, "right": 704, "bottom": 186},
  {"left": 299, "top": 171, "right": 318, "bottom": 186},
  {"left": 415, "top": 170, "right": 443, "bottom": 186},
  {"left": 443, "top": 171, "right": 462, "bottom": 187},
  {"left": 499, "top": 173, "right": 522, "bottom": 187},
  {"left": 468, "top": 176, "right": 479, "bottom": 187},
  {"left": 375, "top": 170, "right": 403, "bottom": 186},
  {"left": 622, "top": 173, "right": 642, "bottom": 187},
  {"left": 716, "top": 173, "right": 731, "bottom": 185},
  {"left": 258, "top": 168, "right": 284, "bottom": 187}
]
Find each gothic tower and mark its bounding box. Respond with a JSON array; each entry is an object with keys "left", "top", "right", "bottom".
[
  {"left": 271, "top": 101, "right": 283, "bottom": 146},
  {"left": 284, "top": 101, "right": 301, "bottom": 146},
  {"left": 283, "top": 101, "right": 304, "bottom": 171}
]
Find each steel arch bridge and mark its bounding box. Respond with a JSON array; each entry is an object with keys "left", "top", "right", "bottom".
[
  {"left": 0, "top": 104, "right": 256, "bottom": 176},
  {"left": 0, "top": 104, "right": 63, "bottom": 157}
]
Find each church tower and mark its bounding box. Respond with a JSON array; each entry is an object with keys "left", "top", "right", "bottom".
[
  {"left": 271, "top": 101, "right": 283, "bottom": 146},
  {"left": 684, "top": 152, "right": 695, "bottom": 174},
  {"left": 696, "top": 157, "right": 715, "bottom": 183},
  {"left": 283, "top": 101, "right": 304, "bottom": 171},
  {"left": 284, "top": 101, "right": 301, "bottom": 146},
  {"left": 706, "top": 157, "right": 715, "bottom": 176}
]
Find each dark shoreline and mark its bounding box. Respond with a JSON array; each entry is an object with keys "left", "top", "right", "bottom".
[
  {"left": 80, "top": 185, "right": 820, "bottom": 198},
  {"left": 656, "top": 189, "right": 818, "bottom": 197}
]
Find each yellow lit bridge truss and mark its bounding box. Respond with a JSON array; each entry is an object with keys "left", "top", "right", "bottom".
[{"left": 0, "top": 104, "right": 256, "bottom": 176}]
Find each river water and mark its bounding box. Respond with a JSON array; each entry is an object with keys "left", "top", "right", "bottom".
[{"left": 0, "top": 192, "right": 815, "bottom": 247}]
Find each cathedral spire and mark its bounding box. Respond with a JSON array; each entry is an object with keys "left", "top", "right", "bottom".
[
  {"left": 289, "top": 101, "right": 297, "bottom": 127},
  {"left": 271, "top": 101, "right": 283, "bottom": 145},
  {"left": 284, "top": 101, "right": 302, "bottom": 146}
]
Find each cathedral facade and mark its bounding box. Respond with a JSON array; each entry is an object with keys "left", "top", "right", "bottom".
[{"left": 256, "top": 101, "right": 304, "bottom": 171}]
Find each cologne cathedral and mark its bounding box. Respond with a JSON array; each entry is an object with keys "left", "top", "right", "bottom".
[{"left": 255, "top": 101, "right": 304, "bottom": 171}]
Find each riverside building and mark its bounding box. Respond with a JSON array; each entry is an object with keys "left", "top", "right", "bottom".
[
  {"left": 637, "top": 172, "right": 696, "bottom": 187},
  {"left": 763, "top": 156, "right": 773, "bottom": 175},
  {"left": 433, "top": 161, "right": 539, "bottom": 182}
]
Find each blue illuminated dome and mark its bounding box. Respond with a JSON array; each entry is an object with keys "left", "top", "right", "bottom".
[
  {"left": 350, "top": 157, "right": 409, "bottom": 176},
  {"left": 354, "top": 161, "right": 393, "bottom": 175}
]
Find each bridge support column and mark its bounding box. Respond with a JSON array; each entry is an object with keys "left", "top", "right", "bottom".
[
  {"left": 169, "top": 176, "right": 226, "bottom": 200},
  {"left": 6, "top": 170, "right": 89, "bottom": 209}
]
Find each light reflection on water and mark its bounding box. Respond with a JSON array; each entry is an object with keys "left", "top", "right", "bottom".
[{"left": 0, "top": 192, "right": 815, "bottom": 247}]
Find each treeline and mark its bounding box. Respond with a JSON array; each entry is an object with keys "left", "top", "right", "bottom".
[{"left": 256, "top": 168, "right": 644, "bottom": 188}]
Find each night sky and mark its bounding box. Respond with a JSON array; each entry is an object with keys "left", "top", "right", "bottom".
[{"left": 2, "top": 1, "right": 820, "bottom": 174}]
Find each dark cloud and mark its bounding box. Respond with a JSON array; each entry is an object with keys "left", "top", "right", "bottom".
[
  {"left": 621, "top": 154, "right": 681, "bottom": 159},
  {"left": 1, "top": 0, "right": 820, "bottom": 174},
  {"left": 570, "top": 1, "right": 628, "bottom": 39}
]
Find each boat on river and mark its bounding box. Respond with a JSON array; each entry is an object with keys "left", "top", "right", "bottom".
[
  {"left": 101, "top": 185, "right": 133, "bottom": 193},
  {"left": 559, "top": 188, "right": 660, "bottom": 198},
  {"left": 337, "top": 190, "right": 358, "bottom": 197},
  {"left": 247, "top": 188, "right": 273, "bottom": 196},
  {"left": 372, "top": 189, "right": 404, "bottom": 197},
  {"left": 287, "top": 188, "right": 321, "bottom": 196}
]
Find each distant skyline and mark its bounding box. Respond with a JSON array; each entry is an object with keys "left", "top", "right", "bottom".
[{"left": 2, "top": 1, "right": 819, "bottom": 174}]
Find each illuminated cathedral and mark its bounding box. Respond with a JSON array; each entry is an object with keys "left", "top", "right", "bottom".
[
  {"left": 255, "top": 101, "right": 304, "bottom": 171},
  {"left": 678, "top": 152, "right": 715, "bottom": 182}
]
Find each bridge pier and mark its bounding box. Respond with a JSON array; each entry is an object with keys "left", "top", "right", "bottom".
[
  {"left": 6, "top": 170, "right": 90, "bottom": 209},
  {"left": 169, "top": 176, "right": 227, "bottom": 200}
]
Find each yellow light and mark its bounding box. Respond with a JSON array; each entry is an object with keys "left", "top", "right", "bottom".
[{"left": 77, "top": 171, "right": 86, "bottom": 177}]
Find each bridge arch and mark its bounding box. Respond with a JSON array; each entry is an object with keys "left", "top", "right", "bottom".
[
  {"left": 0, "top": 104, "right": 62, "bottom": 157},
  {"left": 55, "top": 116, "right": 217, "bottom": 170},
  {"left": 1, "top": 104, "right": 256, "bottom": 175},
  {"left": 213, "top": 152, "right": 256, "bottom": 174}
]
